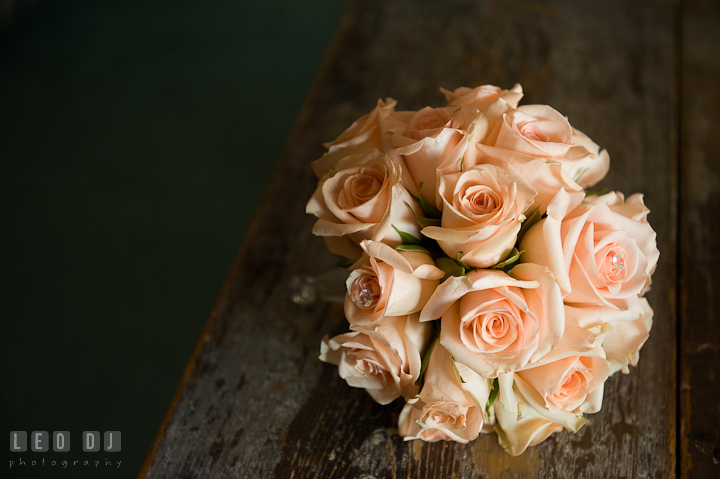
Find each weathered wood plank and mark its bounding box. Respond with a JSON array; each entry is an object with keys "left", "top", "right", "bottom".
[
  {"left": 140, "top": 1, "right": 679, "bottom": 477},
  {"left": 679, "top": 0, "right": 720, "bottom": 477}
]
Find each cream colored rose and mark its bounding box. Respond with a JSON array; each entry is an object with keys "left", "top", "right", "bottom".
[
  {"left": 345, "top": 240, "right": 444, "bottom": 331},
  {"left": 601, "top": 297, "right": 654, "bottom": 375},
  {"left": 585, "top": 191, "right": 651, "bottom": 222},
  {"left": 306, "top": 150, "right": 422, "bottom": 259},
  {"left": 520, "top": 189, "right": 659, "bottom": 309},
  {"left": 320, "top": 314, "right": 432, "bottom": 405},
  {"left": 311, "top": 98, "right": 396, "bottom": 178},
  {"left": 564, "top": 295, "right": 647, "bottom": 330},
  {"left": 420, "top": 266, "right": 565, "bottom": 378},
  {"left": 484, "top": 105, "right": 609, "bottom": 188},
  {"left": 497, "top": 325, "right": 611, "bottom": 433},
  {"left": 421, "top": 164, "right": 536, "bottom": 269},
  {"left": 461, "top": 145, "right": 586, "bottom": 215},
  {"left": 399, "top": 344, "right": 489, "bottom": 443},
  {"left": 494, "top": 390, "right": 563, "bottom": 456},
  {"left": 569, "top": 128, "right": 611, "bottom": 187},
  {"left": 440, "top": 83, "right": 524, "bottom": 111},
  {"left": 384, "top": 105, "right": 472, "bottom": 201}
]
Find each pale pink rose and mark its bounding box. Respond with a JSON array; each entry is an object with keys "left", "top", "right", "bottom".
[
  {"left": 497, "top": 325, "right": 611, "bottom": 431},
  {"left": 584, "top": 191, "right": 651, "bottom": 222},
  {"left": 421, "top": 164, "right": 536, "bottom": 269},
  {"left": 306, "top": 150, "right": 423, "bottom": 259},
  {"left": 564, "top": 295, "right": 647, "bottom": 330},
  {"left": 345, "top": 240, "right": 444, "bottom": 331},
  {"left": 585, "top": 191, "right": 656, "bottom": 295},
  {"left": 419, "top": 266, "right": 565, "bottom": 377},
  {"left": 434, "top": 95, "right": 528, "bottom": 192},
  {"left": 311, "top": 98, "right": 396, "bottom": 178},
  {"left": 484, "top": 105, "right": 609, "bottom": 188},
  {"left": 384, "top": 105, "right": 474, "bottom": 201},
  {"left": 494, "top": 391, "right": 563, "bottom": 456},
  {"left": 320, "top": 314, "right": 432, "bottom": 405},
  {"left": 440, "top": 83, "right": 524, "bottom": 111},
  {"left": 384, "top": 84, "right": 525, "bottom": 205},
  {"left": 399, "top": 344, "right": 488, "bottom": 443},
  {"left": 520, "top": 189, "right": 659, "bottom": 309},
  {"left": 462, "top": 145, "right": 586, "bottom": 215},
  {"left": 569, "top": 128, "right": 611, "bottom": 187},
  {"left": 601, "top": 297, "right": 654, "bottom": 375}
]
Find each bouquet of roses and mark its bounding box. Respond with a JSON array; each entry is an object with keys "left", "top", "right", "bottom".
[{"left": 306, "top": 84, "right": 658, "bottom": 455}]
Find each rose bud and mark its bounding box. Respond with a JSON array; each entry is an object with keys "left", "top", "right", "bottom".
[
  {"left": 306, "top": 149, "right": 423, "bottom": 259},
  {"left": 319, "top": 314, "right": 432, "bottom": 405},
  {"left": 399, "top": 344, "right": 489, "bottom": 443},
  {"left": 421, "top": 164, "right": 536, "bottom": 269},
  {"left": 345, "top": 240, "right": 444, "bottom": 331},
  {"left": 520, "top": 189, "right": 659, "bottom": 310},
  {"left": 420, "top": 266, "right": 565, "bottom": 378}
]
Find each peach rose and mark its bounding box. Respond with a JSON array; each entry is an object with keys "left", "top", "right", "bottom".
[
  {"left": 306, "top": 150, "right": 422, "bottom": 259},
  {"left": 320, "top": 314, "right": 432, "bottom": 405},
  {"left": 345, "top": 240, "right": 444, "bottom": 331},
  {"left": 564, "top": 295, "right": 647, "bottom": 330},
  {"left": 384, "top": 105, "right": 474, "bottom": 201},
  {"left": 421, "top": 164, "right": 536, "bottom": 269},
  {"left": 399, "top": 344, "right": 489, "bottom": 443},
  {"left": 494, "top": 390, "right": 563, "bottom": 456},
  {"left": 497, "top": 325, "right": 611, "bottom": 432},
  {"left": 520, "top": 189, "right": 659, "bottom": 309},
  {"left": 601, "top": 297, "right": 654, "bottom": 375},
  {"left": 456, "top": 145, "right": 586, "bottom": 215},
  {"left": 440, "top": 83, "right": 524, "bottom": 111},
  {"left": 484, "top": 105, "right": 609, "bottom": 188},
  {"left": 311, "top": 98, "right": 396, "bottom": 178},
  {"left": 419, "top": 266, "right": 565, "bottom": 377},
  {"left": 569, "top": 128, "right": 611, "bottom": 187},
  {"left": 585, "top": 190, "right": 651, "bottom": 222}
]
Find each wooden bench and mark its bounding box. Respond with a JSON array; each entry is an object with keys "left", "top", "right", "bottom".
[{"left": 138, "top": 0, "right": 720, "bottom": 477}]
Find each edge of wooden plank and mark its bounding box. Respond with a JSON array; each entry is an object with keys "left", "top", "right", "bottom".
[
  {"left": 678, "top": 0, "right": 720, "bottom": 476},
  {"left": 135, "top": 1, "right": 360, "bottom": 476},
  {"left": 135, "top": 189, "right": 260, "bottom": 478},
  {"left": 676, "top": 1, "right": 685, "bottom": 477}
]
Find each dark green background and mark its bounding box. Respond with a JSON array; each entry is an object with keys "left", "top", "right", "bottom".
[{"left": 0, "top": 0, "right": 347, "bottom": 476}]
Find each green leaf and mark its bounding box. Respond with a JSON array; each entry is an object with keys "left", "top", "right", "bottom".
[
  {"left": 418, "top": 182, "right": 442, "bottom": 219},
  {"left": 486, "top": 378, "right": 499, "bottom": 415},
  {"left": 491, "top": 248, "right": 525, "bottom": 270},
  {"left": 450, "top": 356, "right": 465, "bottom": 383},
  {"left": 392, "top": 225, "right": 423, "bottom": 246},
  {"left": 418, "top": 337, "right": 438, "bottom": 390},
  {"left": 456, "top": 252, "right": 470, "bottom": 273},
  {"left": 585, "top": 187, "right": 609, "bottom": 197},
  {"left": 517, "top": 206, "right": 542, "bottom": 244},
  {"left": 395, "top": 244, "right": 432, "bottom": 255},
  {"left": 460, "top": 156, "right": 465, "bottom": 172},
  {"left": 435, "top": 257, "right": 465, "bottom": 282},
  {"left": 404, "top": 201, "right": 441, "bottom": 228}
]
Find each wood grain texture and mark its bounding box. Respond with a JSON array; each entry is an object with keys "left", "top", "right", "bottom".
[
  {"left": 679, "top": 0, "right": 720, "bottom": 477},
  {"left": 139, "top": 1, "right": 682, "bottom": 477}
]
